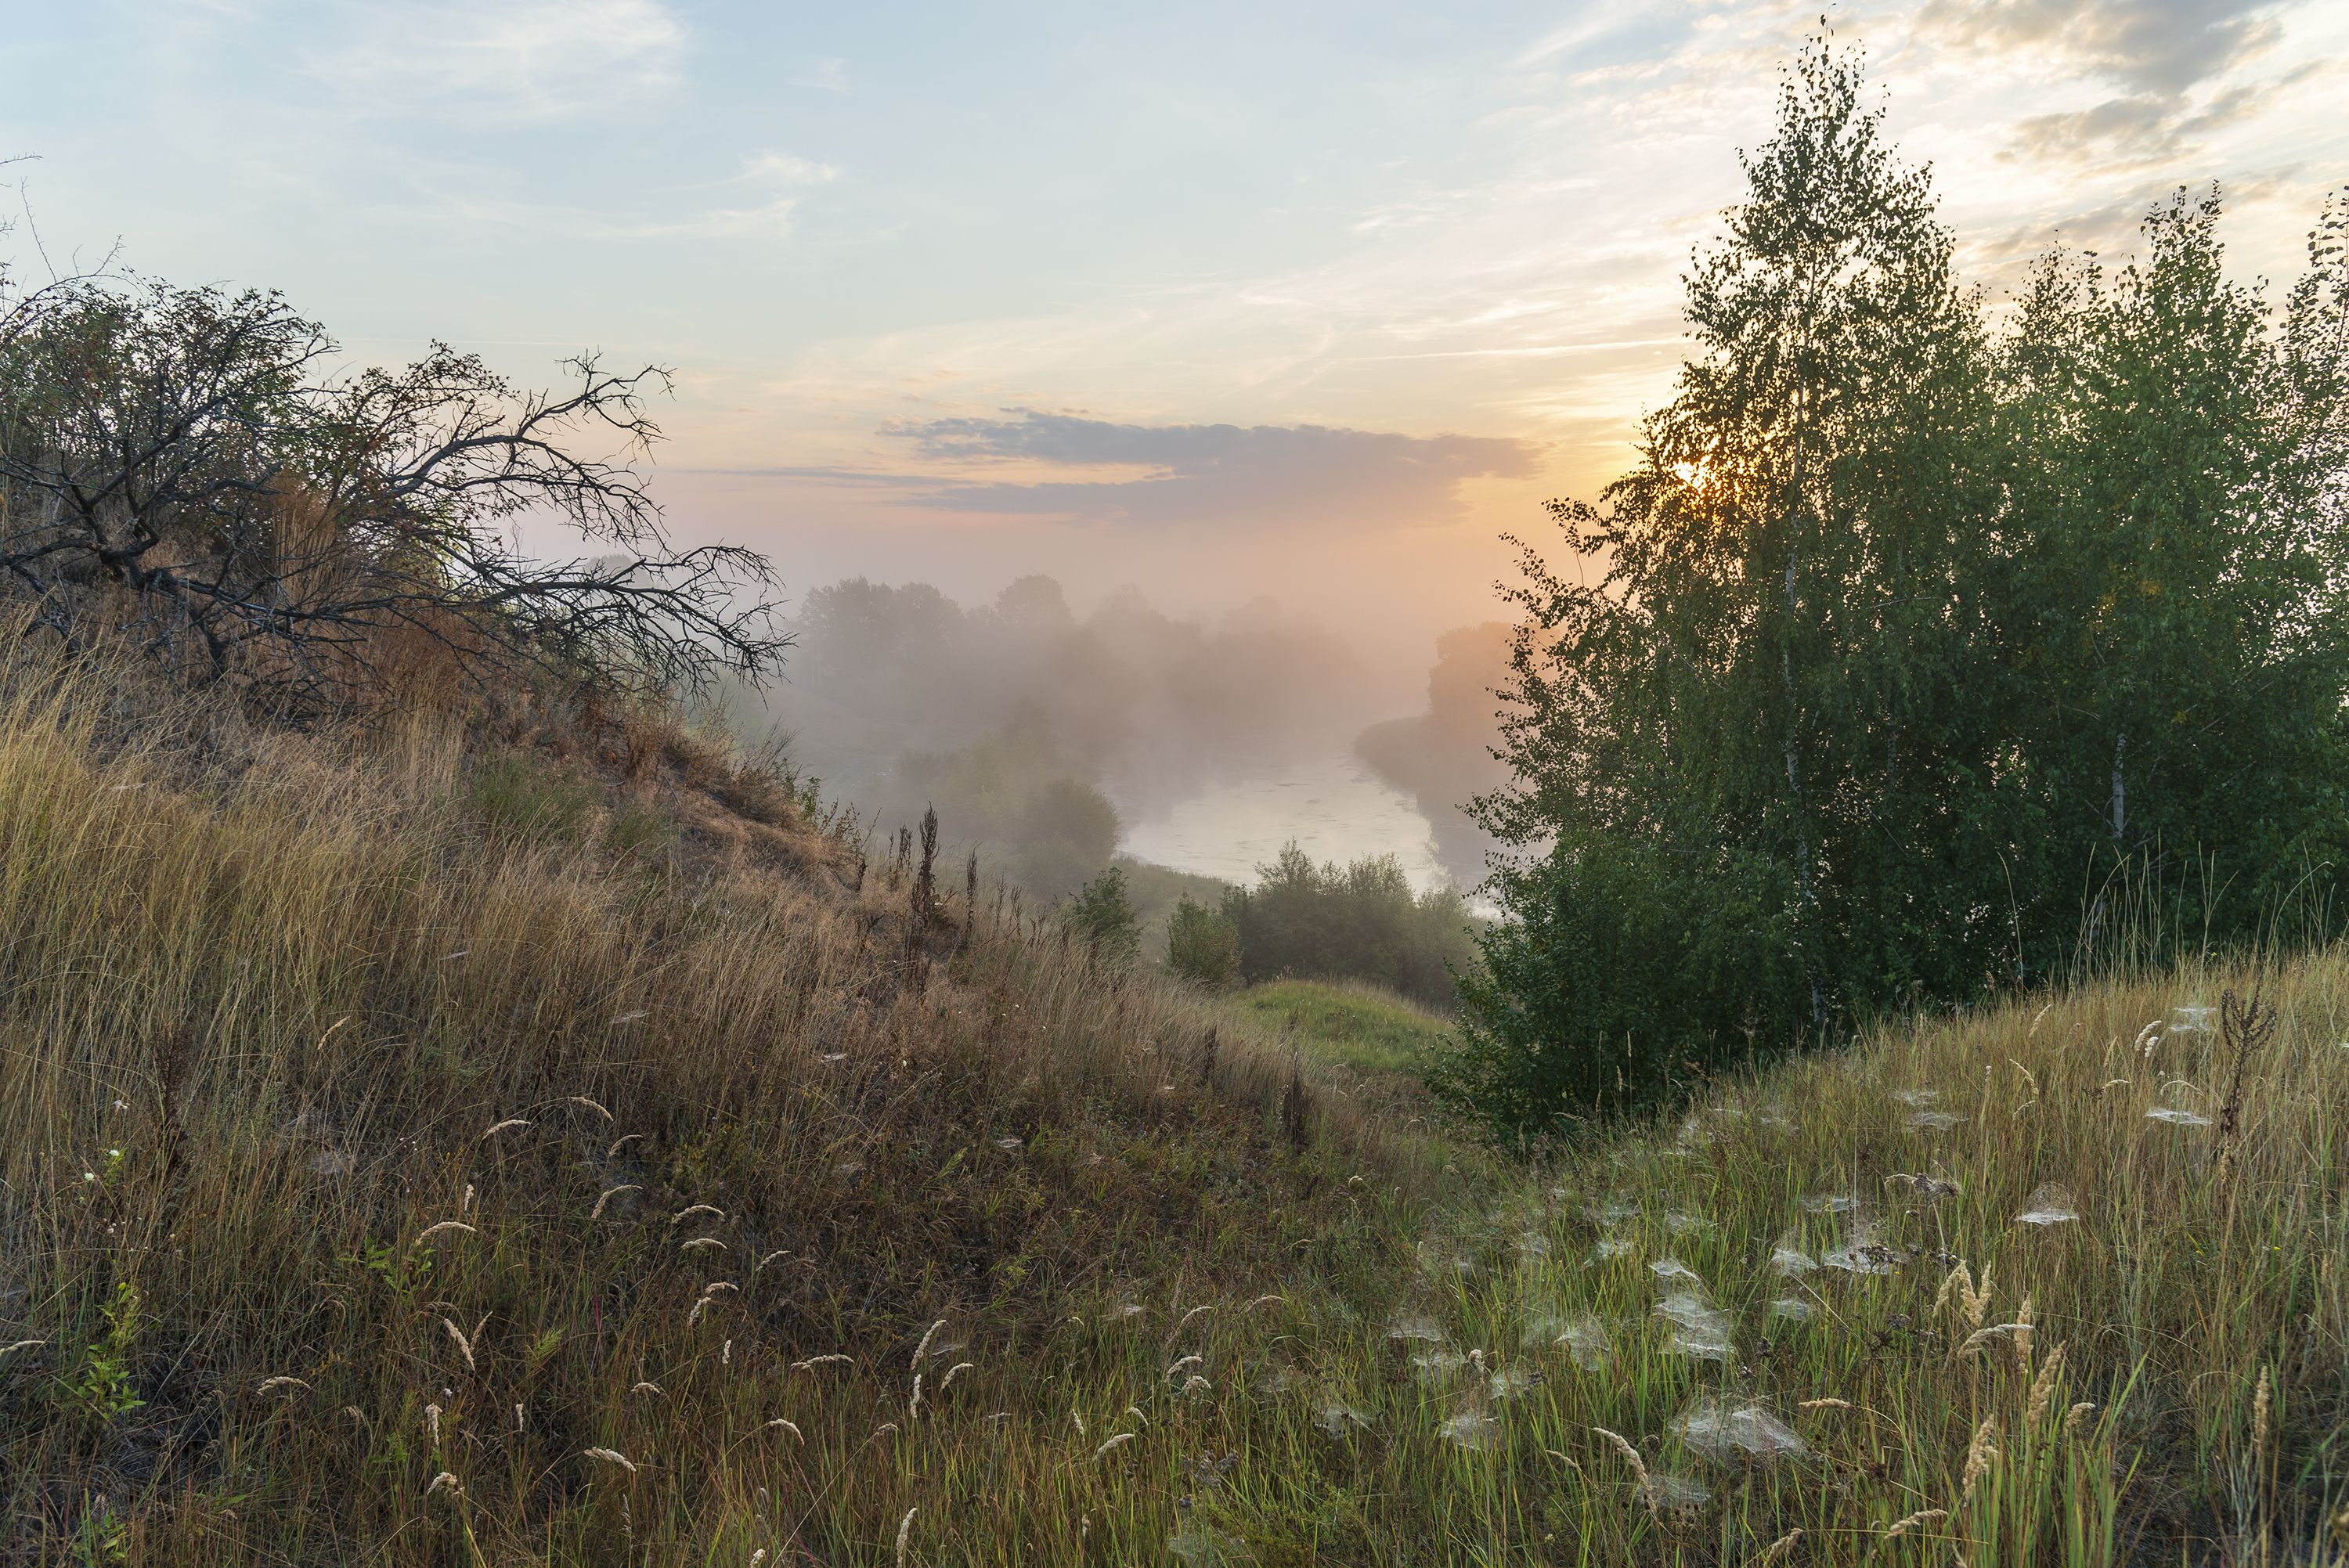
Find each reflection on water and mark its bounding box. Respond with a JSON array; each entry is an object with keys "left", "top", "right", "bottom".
[{"left": 1117, "top": 753, "right": 1452, "bottom": 892}]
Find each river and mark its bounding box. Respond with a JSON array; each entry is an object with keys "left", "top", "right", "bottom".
[{"left": 1115, "top": 751, "right": 1456, "bottom": 894}]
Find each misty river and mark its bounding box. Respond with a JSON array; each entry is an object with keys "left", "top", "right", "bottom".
[{"left": 1116, "top": 751, "right": 1455, "bottom": 894}]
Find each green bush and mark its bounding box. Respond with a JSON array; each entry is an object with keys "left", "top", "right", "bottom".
[
  {"left": 1164, "top": 896, "right": 1239, "bottom": 986},
  {"left": 1059, "top": 864, "right": 1139, "bottom": 963},
  {"left": 1427, "top": 840, "right": 1805, "bottom": 1135},
  {"left": 1220, "top": 845, "right": 1476, "bottom": 1008}
]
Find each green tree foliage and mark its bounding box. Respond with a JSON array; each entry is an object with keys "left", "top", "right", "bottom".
[
  {"left": 1060, "top": 864, "right": 1141, "bottom": 963},
  {"left": 1435, "top": 37, "right": 2349, "bottom": 1137},
  {"left": 1221, "top": 845, "right": 1478, "bottom": 1008},
  {"left": 1165, "top": 895, "right": 1241, "bottom": 986}
]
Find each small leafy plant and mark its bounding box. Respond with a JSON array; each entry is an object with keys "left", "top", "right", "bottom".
[{"left": 57, "top": 1280, "right": 144, "bottom": 1433}]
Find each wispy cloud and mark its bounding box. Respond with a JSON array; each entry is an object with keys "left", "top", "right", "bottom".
[
  {"left": 2003, "top": 82, "right": 2268, "bottom": 165},
  {"left": 323, "top": 144, "right": 840, "bottom": 243},
  {"left": 879, "top": 409, "right": 1538, "bottom": 535},
  {"left": 1915, "top": 0, "right": 2315, "bottom": 166},
  {"left": 643, "top": 151, "right": 843, "bottom": 238},
  {"left": 1916, "top": 0, "right": 2279, "bottom": 94},
  {"left": 305, "top": 0, "right": 687, "bottom": 123}
]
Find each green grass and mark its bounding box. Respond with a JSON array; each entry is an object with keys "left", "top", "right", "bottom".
[{"left": 1230, "top": 977, "right": 1456, "bottom": 1079}]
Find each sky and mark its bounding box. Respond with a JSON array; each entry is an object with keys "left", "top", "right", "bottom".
[{"left": 2, "top": 0, "right": 2344, "bottom": 681}]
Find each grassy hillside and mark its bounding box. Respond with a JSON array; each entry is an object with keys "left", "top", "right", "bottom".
[
  {"left": 1229, "top": 979, "right": 1455, "bottom": 1081},
  {"left": 2, "top": 638, "right": 2345, "bottom": 1563},
  {"left": 0, "top": 643, "right": 1425, "bottom": 1564}
]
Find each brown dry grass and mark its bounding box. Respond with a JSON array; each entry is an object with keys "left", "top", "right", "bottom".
[{"left": 0, "top": 636, "right": 1422, "bottom": 1563}]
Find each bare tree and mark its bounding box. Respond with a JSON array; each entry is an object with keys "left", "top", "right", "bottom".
[{"left": 0, "top": 269, "right": 788, "bottom": 711}]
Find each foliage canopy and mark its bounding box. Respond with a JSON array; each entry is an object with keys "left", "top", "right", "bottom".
[{"left": 1434, "top": 38, "right": 2349, "bottom": 1136}]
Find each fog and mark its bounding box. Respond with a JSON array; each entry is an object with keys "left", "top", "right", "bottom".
[
  {"left": 752, "top": 575, "right": 1403, "bottom": 898},
  {"left": 1355, "top": 620, "right": 1516, "bottom": 889}
]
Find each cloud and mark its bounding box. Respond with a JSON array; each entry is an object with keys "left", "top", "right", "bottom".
[
  {"left": 878, "top": 409, "right": 1539, "bottom": 535},
  {"left": 325, "top": 144, "right": 839, "bottom": 243},
  {"left": 1915, "top": 0, "right": 2308, "bottom": 166},
  {"left": 1965, "top": 162, "right": 2317, "bottom": 273},
  {"left": 306, "top": 0, "right": 686, "bottom": 123},
  {"left": 635, "top": 151, "right": 842, "bottom": 238},
  {"left": 2004, "top": 81, "right": 2267, "bottom": 164},
  {"left": 1916, "top": 0, "right": 2279, "bottom": 94}
]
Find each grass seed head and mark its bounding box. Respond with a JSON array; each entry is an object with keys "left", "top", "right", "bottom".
[
  {"left": 1167, "top": 1303, "right": 1214, "bottom": 1343},
  {"left": 1883, "top": 1508, "right": 1948, "bottom": 1538},
  {"left": 583, "top": 1447, "right": 638, "bottom": 1473},
  {"left": 1961, "top": 1416, "right": 2000, "bottom": 1502},
  {"left": 2026, "top": 1345, "right": 2066, "bottom": 1426},
  {"left": 1935, "top": 1260, "right": 1972, "bottom": 1318},
  {"left": 440, "top": 1317, "right": 476, "bottom": 1372},
  {"left": 1591, "top": 1426, "right": 1656, "bottom": 1516},
  {"left": 590, "top": 1185, "right": 640, "bottom": 1220}
]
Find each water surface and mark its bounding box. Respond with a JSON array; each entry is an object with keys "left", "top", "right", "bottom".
[{"left": 1117, "top": 752, "right": 1452, "bottom": 892}]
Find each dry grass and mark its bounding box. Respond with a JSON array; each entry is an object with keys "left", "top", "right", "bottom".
[
  {"left": 0, "top": 640, "right": 1419, "bottom": 1563},
  {"left": 1272, "top": 966, "right": 2347, "bottom": 1564},
  {"left": 0, "top": 633, "right": 2344, "bottom": 1564}
]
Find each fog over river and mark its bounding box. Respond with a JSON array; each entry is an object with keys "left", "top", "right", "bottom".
[{"left": 1114, "top": 752, "right": 1453, "bottom": 893}]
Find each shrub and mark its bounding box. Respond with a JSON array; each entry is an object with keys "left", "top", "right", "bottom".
[
  {"left": 1061, "top": 864, "right": 1140, "bottom": 963},
  {"left": 1012, "top": 776, "right": 1123, "bottom": 900},
  {"left": 1220, "top": 845, "right": 1477, "bottom": 1008},
  {"left": 1165, "top": 896, "right": 1239, "bottom": 986},
  {"left": 1427, "top": 838, "right": 1805, "bottom": 1136}
]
